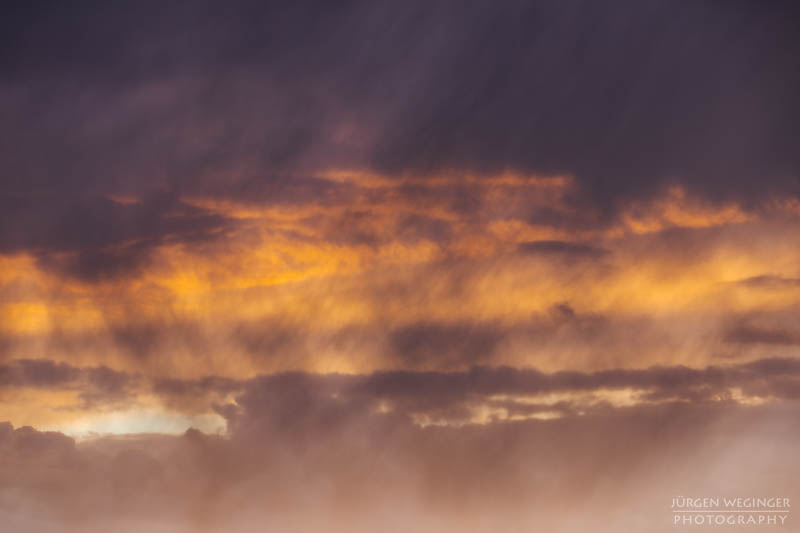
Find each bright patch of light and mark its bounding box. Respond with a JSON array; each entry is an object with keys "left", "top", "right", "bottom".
[{"left": 44, "top": 408, "right": 227, "bottom": 439}]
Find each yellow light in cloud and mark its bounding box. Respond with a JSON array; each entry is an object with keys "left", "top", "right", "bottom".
[
  {"left": 621, "top": 186, "right": 754, "bottom": 234},
  {"left": 46, "top": 408, "right": 227, "bottom": 440}
]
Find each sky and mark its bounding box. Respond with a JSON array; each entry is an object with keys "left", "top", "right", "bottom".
[{"left": 1, "top": 1, "right": 799, "bottom": 531}]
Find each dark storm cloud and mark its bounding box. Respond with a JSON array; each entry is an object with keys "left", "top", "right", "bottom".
[
  {"left": 0, "top": 359, "right": 80, "bottom": 388},
  {"left": 1, "top": 0, "right": 797, "bottom": 283},
  {"left": 724, "top": 324, "right": 800, "bottom": 346},
  {"left": 369, "top": 0, "right": 800, "bottom": 205},
  {"left": 340, "top": 357, "right": 795, "bottom": 408},
  {"left": 1, "top": 1, "right": 797, "bottom": 232},
  {"left": 0, "top": 359, "right": 135, "bottom": 407},
  {"left": 4, "top": 354, "right": 798, "bottom": 419},
  {"left": 0, "top": 191, "right": 231, "bottom": 280},
  {"left": 208, "top": 356, "right": 800, "bottom": 426}
]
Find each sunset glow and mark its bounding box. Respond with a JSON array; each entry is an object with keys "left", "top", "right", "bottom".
[{"left": 1, "top": 1, "right": 799, "bottom": 532}]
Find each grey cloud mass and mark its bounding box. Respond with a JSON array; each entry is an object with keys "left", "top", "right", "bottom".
[
  {"left": 1, "top": 3, "right": 799, "bottom": 531},
  {"left": 2, "top": 399, "right": 800, "bottom": 532},
  {"left": 1, "top": 1, "right": 798, "bottom": 271}
]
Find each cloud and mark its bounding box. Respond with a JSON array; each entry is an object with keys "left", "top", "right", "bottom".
[
  {"left": 2, "top": 399, "right": 800, "bottom": 532},
  {"left": 8, "top": 356, "right": 800, "bottom": 428},
  {"left": 732, "top": 275, "right": 800, "bottom": 289},
  {"left": 0, "top": 359, "right": 135, "bottom": 408},
  {"left": 0, "top": 359, "right": 81, "bottom": 388},
  {"left": 1, "top": 355, "right": 800, "bottom": 531},
  {"left": 0, "top": 191, "right": 232, "bottom": 281},
  {"left": 517, "top": 240, "right": 608, "bottom": 257},
  {"left": 725, "top": 325, "right": 800, "bottom": 346},
  {"left": 387, "top": 321, "right": 505, "bottom": 367},
  {"left": 1, "top": 1, "right": 797, "bottom": 227},
  {"left": 1, "top": 3, "right": 798, "bottom": 530}
]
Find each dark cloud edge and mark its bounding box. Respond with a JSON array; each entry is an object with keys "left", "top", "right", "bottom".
[{"left": 3, "top": 356, "right": 799, "bottom": 424}]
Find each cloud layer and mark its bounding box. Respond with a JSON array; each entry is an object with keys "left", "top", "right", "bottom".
[{"left": 1, "top": 1, "right": 799, "bottom": 531}]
